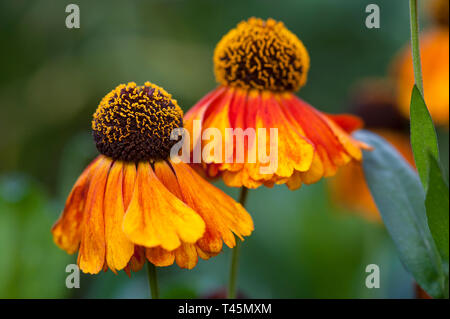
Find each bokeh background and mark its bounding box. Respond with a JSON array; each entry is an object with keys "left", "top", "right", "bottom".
[{"left": 0, "top": 0, "right": 448, "bottom": 298}]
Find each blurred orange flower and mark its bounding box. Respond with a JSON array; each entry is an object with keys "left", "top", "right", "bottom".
[
  {"left": 185, "top": 18, "right": 369, "bottom": 190},
  {"left": 393, "top": 0, "right": 449, "bottom": 127}
]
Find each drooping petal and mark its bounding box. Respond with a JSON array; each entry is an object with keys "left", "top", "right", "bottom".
[
  {"left": 201, "top": 88, "right": 235, "bottom": 164},
  {"left": 78, "top": 156, "right": 112, "bottom": 274},
  {"left": 170, "top": 161, "right": 254, "bottom": 253},
  {"left": 259, "top": 92, "right": 314, "bottom": 175},
  {"left": 175, "top": 243, "right": 199, "bottom": 269},
  {"left": 146, "top": 246, "right": 175, "bottom": 267},
  {"left": 221, "top": 89, "right": 315, "bottom": 188},
  {"left": 104, "top": 161, "right": 134, "bottom": 273},
  {"left": 326, "top": 114, "right": 364, "bottom": 133},
  {"left": 129, "top": 246, "right": 146, "bottom": 272},
  {"left": 298, "top": 149, "right": 325, "bottom": 185},
  {"left": 196, "top": 246, "right": 219, "bottom": 260},
  {"left": 319, "top": 113, "right": 368, "bottom": 161},
  {"left": 52, "top": 156, "right": 102, "bottom": 254},
  {"left": 123, "top": 162, "right": 205, "bottom": 251},
  {"left": 154, "top": 161, "right": 222, "bottom": 260},
  {"left": 184, "top": 85, "right": 369, "bottom": 189},
  {"left": 124, "top": 246, "right": 146, "bottom": 276}
]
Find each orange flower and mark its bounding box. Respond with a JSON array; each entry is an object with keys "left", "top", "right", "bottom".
[
  {"left": 393, "top": 27, "right": 449, "bottom": 126},
  {"left": 184, "top": 18, "right": 370, "bottom": 190},
  {"left": 52, "top": 82, "right": 253, "bottom": 274}
]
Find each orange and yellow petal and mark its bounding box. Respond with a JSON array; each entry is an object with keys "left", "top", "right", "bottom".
[
  {"left": 122, "top": 162, "right": 137, "bottom": 210},
  {"left": 184, "top": 86, "right": 369, "bottom": 190},
  {"left": 146, "top": 246, "right": 175, "bottom": 267},
  {"left": 122, "top": 162, "right": 205, "bottom": 251},
  {"left": 124, "top": 246, "right": 146, "bottom": 276},
  {"left": 52, "top": 156, "right": 102, "bottom": 254},
  {"left": 129, "top": 246, "right": 146, "bottom": 272},
  {"left": 144, "top": 159, "right": 253, "bottom": 269},
  {"left": 174, "top": 243, "right": 199, "bottom": 269},
  {"left": 170, "top": 161, "right": 254, "bottom": 253},
  {"left": 247, "top": 91, "right": 314, "bottom": 180},
  {"left": 53, "top": 156, "right": 141, "bottom": 274},
  {"left": 77, "top": 156, "right": 112, "bottom": 274},
  {"left": 104, "top": 161, "right": 134, "bottom": 273},
  {"left": 54, "top": 155, "right": 252, "bottom": 272}
]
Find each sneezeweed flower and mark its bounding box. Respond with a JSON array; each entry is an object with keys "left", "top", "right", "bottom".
[
  {"left": 393, "top": 0, "right": 449, "bottom": 126},
  {"left": 184, "top": 18, "right": 370, "bottom": 190},
  {"left": 52, "top": 82, "right": 253, "bottom": 274},
  {"left": 328, "top": 80, "right": 415, "bottom": 222}
]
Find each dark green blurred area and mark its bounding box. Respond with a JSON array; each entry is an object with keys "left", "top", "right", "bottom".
[{"left": 0, "top": 0, "right": 447, "bottom": 298}]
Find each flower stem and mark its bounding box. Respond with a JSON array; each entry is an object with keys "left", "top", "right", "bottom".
[
  {"left": 409, "top": 0, "right": 424, "bottom": 95},
  {"left": 146, "top": 262, "right": 159, "bottom": 299},
  {"left": 228, "top": 187, "right": 249, "bottom": 299}
]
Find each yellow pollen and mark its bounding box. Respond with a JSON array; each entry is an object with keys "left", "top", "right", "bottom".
[
  {"left": 92, "top": 82, "right": 183, "bottom": 161},
  {"left": 213, "top": 17, "right": 310, "bottom": 92}
]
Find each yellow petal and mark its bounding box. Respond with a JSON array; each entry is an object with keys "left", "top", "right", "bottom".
[
  {"left": 104, "top": 161, "right": 134, "bottom": 272},
  {"left": 78, "top": 156, "right": 112, "bottom": 274},
  {"left": 123, "top": 162, "right": 205, "bottom": 251},
  {"left": 170, "top": 161, "right": 254, "bottom": 252},
  {"left": 52, "top": 156, "right": 102, "bottom": 254},
  {"left": 175, "top": 243, "right": 199, "bottom": 269},
  {"left": 146, "top": 246, "right": 175, "bottom": 267}
]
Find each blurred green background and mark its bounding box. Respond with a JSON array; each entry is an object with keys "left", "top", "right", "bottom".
[{"left": 0, "top": 0, "right": 448, "bottom": 298}]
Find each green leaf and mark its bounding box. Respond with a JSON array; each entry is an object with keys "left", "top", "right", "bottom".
[
  {"left": 425, "top": 154, "right": 449, "bottom": 265},
  {"left": 410, "top": 85, "right": 440, "bottom": 190},
  {"left": 354, "top": 130, "right": 446, "bottom": 298}
]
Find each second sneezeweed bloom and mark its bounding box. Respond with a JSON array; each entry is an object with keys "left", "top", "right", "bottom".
[
  {"left": 185, "top": 18, "right": 370, "bottom": 190},
  {"left": 52, "top": 82, "right": 253, "bottom": 274}
]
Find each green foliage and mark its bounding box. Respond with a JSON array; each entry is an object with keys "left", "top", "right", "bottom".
[
  {"left": 0, "top": 175, "right": 71, "bottom": 298},
  {"left": 425, "top": 155, "right": 449, "bottom": 267},
  {"left": 409, "top": 86, "right": 440, "bottom": 190},
  {"left": 410, "top": 84, "right": 449, "bottom": 296},
  {"left": 355, "top": 130, "right": 447, "bottom": 298}
]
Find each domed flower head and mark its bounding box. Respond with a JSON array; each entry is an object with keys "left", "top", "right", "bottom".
[
  {"left": 184, "top": 18, "right": 370, "bottom": 190},
  {"left": 393, "top": 0, "right": 449, "bottom": 126},
  {"left": 52, "top": 82, "right": 253, "bottom": 274}
]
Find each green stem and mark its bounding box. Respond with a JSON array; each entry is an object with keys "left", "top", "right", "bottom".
[
  {"left": 146, "top": 262, "right": 160, "bottom": 299},
  {"left": 409, "top": 0, "right": 424, "bottom": 95},
  {"left": 228, "top": 187, "right": 249, "bottom": 299}
]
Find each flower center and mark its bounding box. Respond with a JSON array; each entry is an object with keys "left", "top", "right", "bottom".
[
  {"left": 213, "top": 17, "right": 310, "bottom": 92},
  {"left": 92, "top": 82, "right": 183, "bottom": 162}
]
